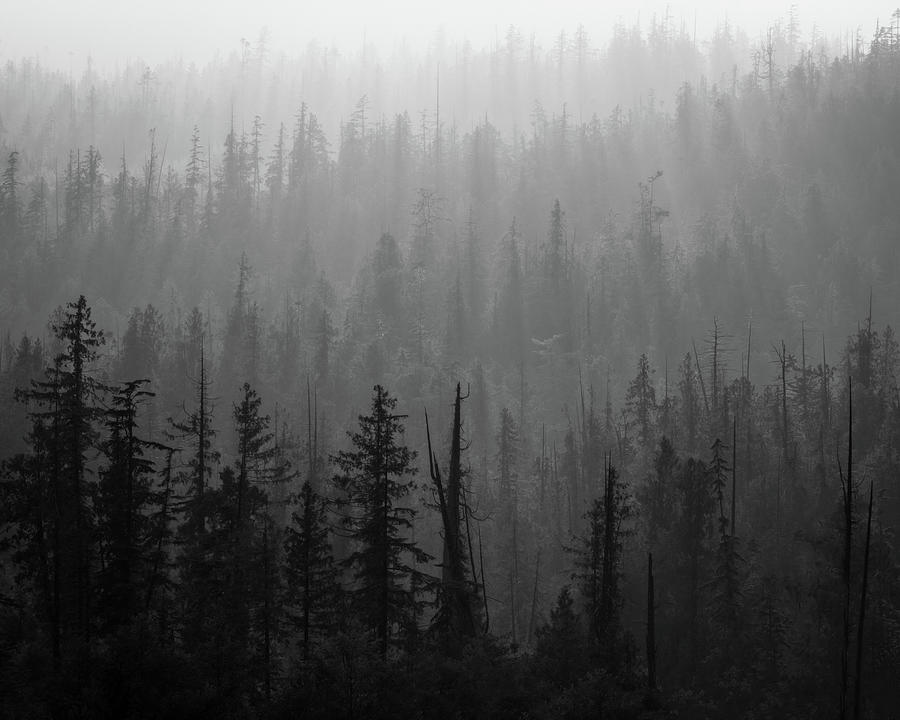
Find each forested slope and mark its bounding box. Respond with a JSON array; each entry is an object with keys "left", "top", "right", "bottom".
[{"left": 1, "top": 17, "right": 899, "bottom": 719}]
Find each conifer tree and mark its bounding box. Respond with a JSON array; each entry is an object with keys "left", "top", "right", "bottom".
[
  {"left": 230, "top": 382, "right": 289, "bottom": 695},
  {"left": 283, "top": 480, "right": 340, "bottom": 661},
  {"left": 95, "top": 379, "right": 161, "bottom": 630},
  {"left": 332, "top": 385, "right": 430, "bottom": 657},
  {"left": 710, "top": 437, "right": 730, "bottom": 538},
  {"left": 626, "top": 353, "right": 657, "bottom": 449},
  {"left": 535, "top": 586, "right": 587, "bottom": 685},
  {"left": 675, "top": 456, "right": 714, "bottom": 673},
  {"left": 640, "top": 437, "right": 678, "bottom": 549},
  {"left": 170, "top": 339, "right": 220, "bottom": 654},
  {"left": 17, "top": 296, "right": 105, "bottom": 678},
  {"left": 1, "top": 150, "right": 21, "bottom": 250},
  {"left": 572, "top": 460, "right": 632, "bottom": 656},
  {"left": 544, "top": 199, "right": 565, "bottom": 290},
  {"left": 495, "top": 407, "right": 523, "bottom": 642}
]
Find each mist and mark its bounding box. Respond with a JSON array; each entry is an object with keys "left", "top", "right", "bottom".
[
  {"left": 2, "top": 0, "right": 886, "bottom": 69},
  {"left": 1, "top": 3, "right": 900, "bottom": 719}
]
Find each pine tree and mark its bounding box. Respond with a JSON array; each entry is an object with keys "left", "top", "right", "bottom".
[
  {"left": 675, "top": 456, "right": 714, "bottom": 673},
  {"left": 230, "top": 382, "right": 290, "bottom": 696},
  {"left": 445, "top": 269, "right": 467, "bottom": 361},
  {"left": 571, "top": 460, "right": 632, "bottom": 657},
  {"left": 184, "top": 125, "right": 203, "bottom": 228},
  {"left": 710, "top": 437, "right": 730, "bottom": 538},
  {"left": 544, "top": 198, "right": 565, "bottom": 290},
  {"left": 283, "top": 480, "right": 341, "bottom": 661},
  {"left": 16, "top": 296, "right": 105, "bottom": 678},
  {"left": 679, "top": 352, "right": 701, "bottom": 453},
  {"left": 169, "top": 338, "right": 220, "bottom": 656},
  {"left": 169, "top": 339, "right": 217, "bottom": 526},
  {"left": 94, "top": 379, "right": 173, "bottom": 718},
  {"left": 23, "top": 176, "right": 48, "bottom": 246},
  {"left": 535, "top": 586, "right": 587, "bottom": 685},
  {"left": 95, "top": 379, "right": 161, "bottom": 630},
  {"left": 1, "top": 150, "right": 21, "bottom": 250},
  {"left": 220, "top": 254, "right": 253, "bottom": 394},
  {"left": 0, "top": 430, "right": 58, "bottom": 660},
  {"left": 626, "top": 353, "right": 657, "bottom": 449},
  {"left": 639, "top": 436, "right": 678, "bottom": 549},
  {"left": 559, "top": 424, "right": 579, "bottom": 534},
  {"left": 495, "top": 407, "right": 522, "bottom": 642},
  {"left": 495, "top": 219, "right": 525, "bottom": 366},
  {"left": 266, "top": 122, "right": 285, "bottom": 228},
  {"left": 332, "top": 385, "right": 430, "bottom": 657},
  {"left": 314, "top": 309, "right": 334, "bottom": 387}
]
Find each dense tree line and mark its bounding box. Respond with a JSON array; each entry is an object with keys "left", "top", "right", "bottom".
[{"left": 1, "top": 14, "right": 900, "bottom": 720}]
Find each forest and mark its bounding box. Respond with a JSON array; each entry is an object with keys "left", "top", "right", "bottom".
[{"left": 1, "top": 10, "right": 900, "bottom": 719}]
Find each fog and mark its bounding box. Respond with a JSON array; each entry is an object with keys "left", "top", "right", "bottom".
[
  {"left": 2, "top": 0, "right": 887, "bottom": 69},
  {"left": 1, "top": 3, "right": 900, "bottom": 719}
]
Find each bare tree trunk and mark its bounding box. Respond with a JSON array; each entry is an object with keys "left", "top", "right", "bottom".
[
  {"left": 731, "top": 419, "right": 737, "bottom": 536},
  {"left": 647, "top": 552, "right": 656, "bottom": 691},
  {"left": 840, "top": 380, "right": 852, "bottom": 720},
  {"left": 853, "top": 481, "right": 874, "bottom": 720}
]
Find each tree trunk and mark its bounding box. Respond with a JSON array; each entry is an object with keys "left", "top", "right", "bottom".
[
  {"left": 853, "top": 481, "right": 873, "bottom": 720},
  {"left": 647, "top": 552, "right": 656, "bottom": 691}
]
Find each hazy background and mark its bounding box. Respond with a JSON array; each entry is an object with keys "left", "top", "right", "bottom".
[
  {"left": 3, "top": 2, "right": 900, "bottom": 718},
  {"left": 1, "top": 0, "right": 890, "bottom": 69}
]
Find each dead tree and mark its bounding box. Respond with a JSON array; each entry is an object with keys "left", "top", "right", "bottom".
[
  {"left": 426, "top": 382, "right": 477, "bottom": 640},
  {"left": 853, "top": 481, "right": 874, "bottom": 720},
  {"left": 839, "top": 380, "right": 852, "bottom": 720}
]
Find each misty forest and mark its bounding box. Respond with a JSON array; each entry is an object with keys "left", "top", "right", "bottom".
[{"left": 1, "top": 10, "right": 900, "bottom": 719}]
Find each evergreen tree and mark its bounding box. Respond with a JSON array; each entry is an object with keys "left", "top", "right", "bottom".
[
  {"left": 230, "top": 382, "right": 289, "bottom": 697},
  {"left": 679, "top": 352, "right": 701, "bottom": 453},
  {"left": 495, "top": 407, "right": 522, "bottom": 642},
  {"left": 1, "top": 150, "right": 21, "bottom": 250},
  {"left": 544, "top": 198, "right": 565, "bottom": 290},
  {"left": 181, "top": 125, "right": 203, "bottom": 234},
  {"left": 16, "top": 296, "right": 105, "bottom": 681},
  {"left": 95, "top": 379, "right": 161, "bottom": 630},
  {"left": 283, "top": 480, "right": 341, "bottom": 661},
  {"left": 626, "top": 353, "right": 657, "bottom": 450},
  {"left": 709, "top": 437, "right": 730, "bottom": 538},
  {"left": 675, "top": 456, "right": 714, "bottom": 673},
  {"left": 495, "top": 219, "right": 525, "bottom": 366},
  {"left": 23, "top": 176, "right": 48, "bottom": 246},
  {"left": 534, "top": 586, "right": 587, "bottom": 685},
  {"left": 571, "top": 460, "right": 632, "bottom": 657},
  {"left": 639, "top": 436, "right": 678, "bottom": 549},
  {"left": 332, "top": 385, "right": 430, "bottom": 657}
]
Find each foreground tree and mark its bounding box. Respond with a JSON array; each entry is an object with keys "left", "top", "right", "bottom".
[
  {"left": 572, "top": 459, "right": 633, "bottom": 660},
  {"left": 332, "top": 385, "right": 430, "bottom": 657},
  {"left": 95, "top": 379, "right": 164, "bottom": 631},
  {"left": 426, "top": 382, "right": 479, "bottom": 642},
  {"left": 23, "top": 297, "right": 104, "bottom": 672},
  {"left": 283, "top": 479, "right": 341, "bottom": 662}
]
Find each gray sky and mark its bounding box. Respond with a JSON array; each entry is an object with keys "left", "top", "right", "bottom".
[{"left": 1, "top": 0, "right": 893, "bottom": 69}]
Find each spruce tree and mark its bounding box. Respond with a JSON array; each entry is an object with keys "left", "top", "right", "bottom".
[
  {"left": 495, "top": 407, "right": 521, "bottom": 642},
  {"left": 14, "top": 296, "right": 104, "bottom": 682},
  {"left": 283, "top": 480, "right": 341, "bottom": 661},
  {"left": 626, "top": 353, "right": 657, "bottom": 450},
  {"left": 95, "top": 379, "right": 161, "bottom": 630},
  {"left": 332, "top": 385, "right": 430, "bottom": 657},
  {"left": 231, "top": 382, "right": 290, "bottom": 694}
]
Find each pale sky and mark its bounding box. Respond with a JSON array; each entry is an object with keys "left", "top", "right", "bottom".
[{"left": 0, "top": 0, "right": 894, "bottom": 69}]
